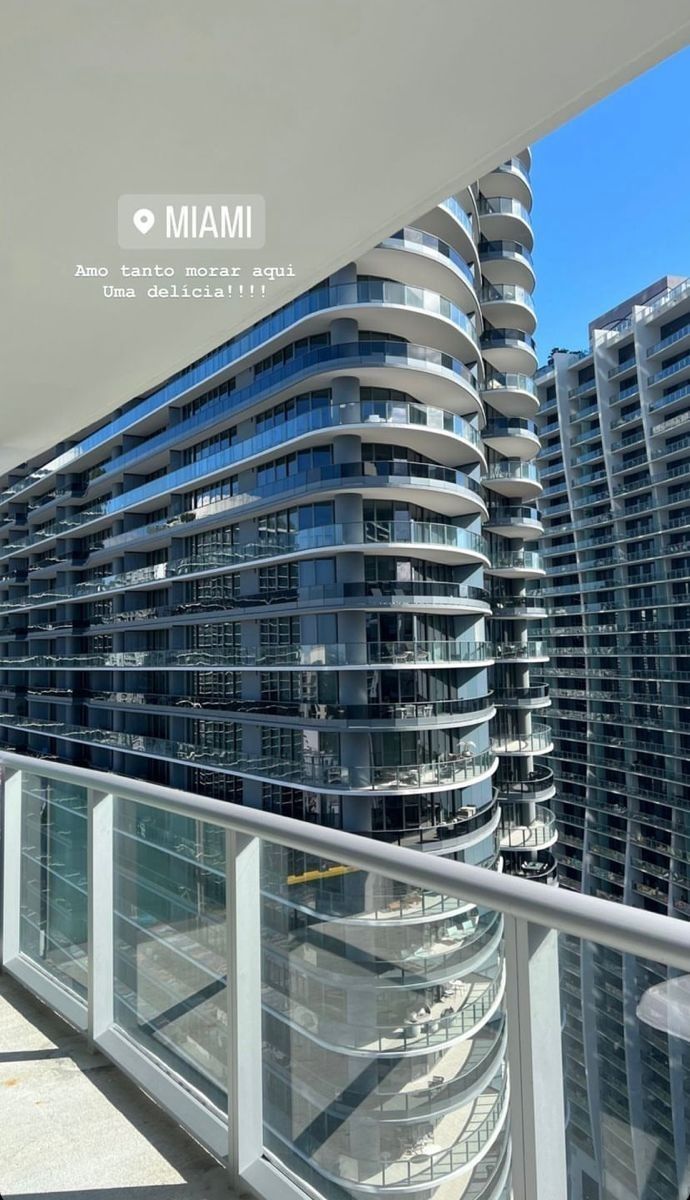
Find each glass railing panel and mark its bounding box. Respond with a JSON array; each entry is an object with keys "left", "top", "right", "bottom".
[
  {"left": 260, "top": 839, "right": 509, "bottom": 1193},
  {"left": 19, "top": 771, "right": 88, "bottom": 997},
  {"left": 558, "top": 934, "right": 690, "bottom": 1200},
  {"left": 112, "top": 795, "right": 228, "bottom": 1108}
]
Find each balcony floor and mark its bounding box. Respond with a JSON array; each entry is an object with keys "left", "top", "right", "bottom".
[{"left": 0, "top": 971, "right": 241, "bottom": 1200}]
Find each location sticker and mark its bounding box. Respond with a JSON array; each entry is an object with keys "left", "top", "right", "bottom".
[{"left": 133, "top": 207, "right": 155, "bottom": 235}]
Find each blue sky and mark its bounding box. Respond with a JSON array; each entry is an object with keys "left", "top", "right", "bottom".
[{"left": 530, "top": 45, "right": 690, "bottom": 362}]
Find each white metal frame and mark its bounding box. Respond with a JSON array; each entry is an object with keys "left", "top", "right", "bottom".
[{"left": 2, "top": 750, "right": 690, "bottom": 1200}]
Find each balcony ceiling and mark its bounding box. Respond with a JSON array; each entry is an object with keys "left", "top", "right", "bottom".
[{"left": 2, "top": 0, "right": 690, "bottom": 476}]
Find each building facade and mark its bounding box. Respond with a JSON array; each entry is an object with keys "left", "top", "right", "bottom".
[
  {"left": 0, "top": 152, "right": 557, "bottom": 1198},
  {"left": 535, "top": 278, "right": 690, "bottom": 1200}
]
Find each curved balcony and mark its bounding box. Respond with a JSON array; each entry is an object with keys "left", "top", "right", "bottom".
[
  {"left": 490, "top": 594, "right": 546, "bottom": 619},
  {"left": 479, "top": 283, "right": 536, "bottom": 336},
  {"left": 482, "top": 416, "right": 539, "bottom": 459},
  {"left": 361, "top": 227, "right": 479, "bottom": 314},
  {"left": 3, "top": 401, "right": 487, "bottom": 563},
  {"left": 493, "top": 639, "right": 548, "bottom": 662},
  {"left": 479, "top": 157, "right": 533, "bottom": 209},
  {"left": 490, "top": 723, "right": 553, "bottom": 756},
  {"left": 480, "top": 327, "right": 538, "bottom": 376},
  {"left": 0, "top": 521, "right": 491, "bottom": 614},
  {"left": 477, "top": 196, "right": 533, "bottom": 250},
  {"left": 278, "top": 909, "right": 504, "bottom": 991},
  {"left": 18, "top": 581, "right": 493, "bottom": 631},
  {"left": 484, "top": 506, "right": 543, "bottom": 540},
  {"left": 311, "top": 279, "right": 482, "bottom": 364},
  {"left": 268, "top": 1019, "right": 508, "bottom": 1127},
  {"left": 481, "top": 370, "right": 538, "bottom": 418},
  {"left": 85, "top": 690, "right": 497, "bottom": 730},
  {"left": 263, "top": 959, "right": 505, "bottom": 1057},
  {"left": 499, "top": 804, "right": 558, "bottom": 851},
  {"left": 478, "top": 239, "right": 535, "bottom": 291},
  {"left": 120, "top": 460, "right": 489, "bottom": 536},
  {"left": 0, "top": 716, "right": 497, "bottom": 795},
  {"left": 0, "top": 639, "right": 496, "bottom": 672},
  {"left": 493, "top": 684, "right": 550, "bottom": 708},
  {"left": 283, "top": 1068, "right": 509, "bottom": 1192},
  {"left": 507, "top": 853, "right": 558, "bottom": 885},
  {"left": 417, "top": 198, "right": 479, "bottom": 271},
  {"left": 486, "top": 550, "right": 545, "bottom": 579},
  {"left": 481, "top": 459, "right": 541, "bottom": 499},
  {"left": 495, "top": 766, "right": 555, "bottom": 803}
]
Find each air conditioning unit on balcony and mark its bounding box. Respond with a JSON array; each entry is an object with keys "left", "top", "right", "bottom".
[{"left": 458, "top": 806, "right": 477, "bottom": 819}]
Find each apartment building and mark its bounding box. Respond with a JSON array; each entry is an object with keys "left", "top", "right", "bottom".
[
  {"left": 536, "top": 277, "right": 690, "bottom": 1200},
  {"left": 0, "top": 153, "right": 554, "bottom": 1199}
]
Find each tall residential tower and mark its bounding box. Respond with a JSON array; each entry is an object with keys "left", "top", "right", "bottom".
[
  {"left": 536, "top": 277, "right": 690, "bottom": 1200},
  {"left": 0, "top": 152, "right": 558, "bottom": 1199}
]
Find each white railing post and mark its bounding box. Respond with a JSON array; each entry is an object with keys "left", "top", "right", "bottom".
[
  {"left": 1, "top": 766, "right": 22, "bottom": 966},
  {"left": 226, "top": 830, "right": 263, "bottom": 1188},
  {"left": 87, "top": 788, "right": 114, "bottom": 1048},
  {"left": 503, "top": 913, "right": 567, "bottom": 1200}
]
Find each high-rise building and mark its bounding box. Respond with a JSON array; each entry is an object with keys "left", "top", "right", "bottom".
[
  {"left": 535, "top": 277, "right": 690, "bottom": 1200},
  {"left": 0, "top": 152, "right": 556, "bottom": 1198}
]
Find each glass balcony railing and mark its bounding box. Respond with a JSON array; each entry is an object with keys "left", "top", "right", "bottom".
[
  {"left": 490, "top": 724, "right": 553, "bottom": 754},
  {"left": 567, "top": 379, "right": 596, "bottom": 399},
  {"left": 484, "top": 417, "right": 538, "bottom": 438},
  {"left": 0, "top": 340, "right": 482, "bottom": 510},
  {"left": 382, "top": 227, "right": 476, "bottom": 290},
  {"left": 493, "top": 640, "right": 547, "bottom": 660},
  {"left": 482, "top": 369, "right": 537, "bottom": 397},
  {"left": 0, "top": 400, "right": 486, "bottom": 560},
  {"left": 102, "top": 462, "right": 488, "bottom": 553},
  {"left": 2, "top": 752, "right": 688, "bottom": 1200},
  {"left": 482, "top": 460, "right": 540, "bottom": 485},
  {"left": 438, "top": 195, "right": 474, "bottom": 238},
  {"left": 477, "top": 197, "right": 532, "bottom": 225},
  {"left": 499, "top": 803, "right": 557, "bottom": 849},
  {"left": 487, "top": 550, "right": 544, "bottom": 573},
  {"left": 0, "top": 520, "right": 489, "bottom": 614},
  {"left": 495, "top": 765, "right": 554, "bottom": 800},
  {"left": 0, "top": 720, "right": 496, "bottom": 790},
  {"left": 480, "top": 283, "right": 536, "bottom": 313},
  {"left": 647, "top": 320, "right": 690, "bottom": 358},
  {"left": 480, "top": 328, "right": 537, "bottom": 354},
  {"left": 0, "top": 639, "right": 495, "bottom": 671},
  {"left": 71, "top": 689, "right": 497, "bottom": 726},
  {"left": 478, "top": 238, "right": 534, "bottom": 268}
]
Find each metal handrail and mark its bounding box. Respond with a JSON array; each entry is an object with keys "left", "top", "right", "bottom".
[{"left": 1, "top": 750, "right": 689, "bottom": 971}]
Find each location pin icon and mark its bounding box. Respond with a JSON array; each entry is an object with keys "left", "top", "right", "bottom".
[{"left": 133, "top": 207, "right": 155, "bottom": 235}]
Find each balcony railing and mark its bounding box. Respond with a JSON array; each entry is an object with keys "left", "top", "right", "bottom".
[
  {"left": 0, "top": 719, "right": 496, "bottom": 792},
  {"left": 490, "top": 723, "right": 553, "bottom": 754},
  {"left": 1, "top": 752, "right": 690, "bottom": 1200},
  {"left": 0, "top": 639, "right": 495, "bottom": 671}
]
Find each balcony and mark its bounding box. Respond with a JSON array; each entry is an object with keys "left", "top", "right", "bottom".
[
  {"left": 0, "top": 718, "right": 497, "bottom": 793},
  {"left": 481, "top": 370, "right": 539, "bottom": 417},
  {"left": 483, "top": 417, "right": 540, "bottom": 458},
  {"left": 499, "top": 804, "right": 558, "bottom": 850},
  {"left": 481, "top": 460, "right": 542, "bottom": 499},
  {"left": 493, "top": 640, "right": 548, "bottom": 662},
  {"left": 486, "top": 550, "right": 545, "bottom": 578},
  {"left": 485, "top": 506, "right": 543, "bottom": 540},
  {"left": 479, "top": 283, "right": 537, "bottom": 335},
  {"left": 478, "top": 239, "right": 535, "bottom": 291},
  {"left": 480, "top": 328, "right": 538, "bottom": 376},
  {"left": 493, "top": 684, "right": 550, "bottom": 708},
  {"left": 479, "top": 157, "right": 533, "bottom": 209},
  {"left": 477, "top": 197, "right": 534, "bottom": 250},
  {"left": 490, "top": 723, "right": 553, "bottom": 755},
  {"left": 0, "top": 637, "right": 495, "bottom": 671},
  {"left": 1, "top": 752, "right": 689, "bottom": 1200}
]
